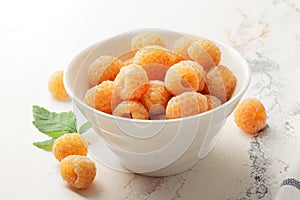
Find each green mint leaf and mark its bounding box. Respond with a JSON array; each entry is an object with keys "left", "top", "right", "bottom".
[
  {"left": 32, "top": 105, "right": 52, "bottom": 121},
  {"left": 78, "top": 122, "right": 92, "bottom": 134},
  {"left": 32, "top": 105, "right": 77, "bottom": 137},
  {"left": 32, "top": 122, "right": 68, "bottom": 138},
  {"left": 33, "top": 138, "right": 56, "bottom": 151}
]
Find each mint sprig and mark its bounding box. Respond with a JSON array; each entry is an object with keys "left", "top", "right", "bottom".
[
  {"left": 32, "top": 105, "right": 77, "bottom": 138},
  {"left": 32, "top": 105, "right": 92, "bottom": 151}
]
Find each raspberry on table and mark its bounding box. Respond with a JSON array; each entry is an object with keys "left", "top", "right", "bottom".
[
  {"left": 131, "top": 32, "right": 166, "bottom": 51},
  {"left": 114, "top": 64, "right": 149, "bottom": 101},
  {"left": 188, "top": 39, "right": 221, "bottom": 72},
  {"left": 234, "top": 98, "right": 267, "bottom": 134},
  {"left": 205, "top": 65, "right": 237, "bottom": 102},
  {"left": 88, "top": 55, "right": 124, "bottom": 87},
  {"left": 84, "top": 80, "right": 114, "bottom": 114},
  {"left": 134, "top": 45, "right": 184, "bottom": 80},
  {"left": 140, "top": 80, "right": 171, "bottom": 116},
  {"left": 205, "top": 94, "right": 222, "bottom": 110},
  {"left": 164, "top": 61, "right": 205, "bottom": 96},
  {"left": 48, "top": 70, "right": 69, "bottom": 100},
  {"left": 173, "top": 36, "right": 196, "bottom": 59},
  {"left": 112, "top": 101, "right": 149, "bottom": 120},
  {"left": 52, "top": 133, "right": 87, "bottom": 162},
  {"left": 60, "top": 155, "right": 96, "bottom": 189},
  {"left": 166, "top": 92, "right": 208, "bottom": 119}
]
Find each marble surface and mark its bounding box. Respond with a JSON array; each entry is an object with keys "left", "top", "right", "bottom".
[{"left": 0, "top": 0, "right": 299, "bottom": 199}]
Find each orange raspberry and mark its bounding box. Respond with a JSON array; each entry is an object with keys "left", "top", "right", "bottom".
[
  {"left": 114, "top": 64, "right": 149, "bottom": 101},
  {"left": 234, "top": 98, "right": 267, "bottom": 134},
  {"left": 205, "top": 94, "right": 222, "bottom": 110},
  {"left": 113, "top": 101, "right": 149, "bottom": 120},
  {"left": 140, "top": 80, "right": 171, "bottom": 115},
  {"left": 166, "top": 92, "right": 208, "bottom": 119},
  {"left": 131, "top": 32, "right": 166, "bottom": 50},
  {"left": 205, "top": 65, "right": 237, "bottom": 102},
  {"left": 48, "top": 70, "right": 69, "bottom": 100},
  {"left": 87, "top": 55, "right": 124, "bottom": 87},
  {"left": 188, "top": 39, "right": 221, "bottom": 72},
  {"left": 60, "top": 155, "right": 96, "bottom": 189},
  {"left": 173, "top": 36, "right": 196, "bottom": 59},
  {"left": 134, "top": 45, "right": 184, "bottom": 81},
  {"left": 52, "top": 133, "right": 87, "bottom": 162},
  {"left": 84, "top": 80, "right": 114, "bottom": 114},
  {"left": 165, "top": 61, "right": 205, "bottom": 96}
]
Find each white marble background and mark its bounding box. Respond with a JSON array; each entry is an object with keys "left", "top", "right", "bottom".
[{"left": 0, "top": 0, "right": 299, "bottom": 199}]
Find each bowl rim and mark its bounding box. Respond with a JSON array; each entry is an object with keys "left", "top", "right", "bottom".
[{"left": 64, "top": 28, "right": 251, "bottom": 124}]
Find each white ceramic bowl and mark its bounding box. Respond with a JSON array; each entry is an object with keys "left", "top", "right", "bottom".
[{"left": 64, "top": 28, "right": 251, "bottom": 177}]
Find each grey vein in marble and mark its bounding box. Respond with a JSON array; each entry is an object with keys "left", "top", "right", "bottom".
[
  {"left": 273, "top": 0, "right": 300, "bottom": 12},
  {"left": 245, "top": 127, "right": 271, "bottom": 200}
]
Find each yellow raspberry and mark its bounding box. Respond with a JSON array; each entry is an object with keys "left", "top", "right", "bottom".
[
  {"left": 48, "top": 70, "right": 69, "bottom": 100},
  {"left": 140, "top": 80, "right": 171, "bottom": 116},
  {"left": 166, "top": 92, "right": 208, "bottom": 119},
  {"left": 206, "top": 65, "right": 237, "bottom": 103},
  {"left": 60, "top": 155, "right": 96, "bottom": 189},
  {"left": 234, "top": 98, "right": 267, "bottom": 134},
  {"left": 188, "top": 39, "right": 221, "bottom": 72},
  {"left": 114, "top": 64, "right": 149, "bottom": 101},
  {"left": 173, "top": 36, "right": 196, "bottom": 59},
  {"left": 150, "top": 114, "right": 166, "bottom": 120},
  {"left": 189, "top": 61, "right": 206, "bottom": 92},
  {"left": 140, "top": 63, "right": 170, "bottom": 81},
  {"left": 131, "top": 32, "right": 166, "bottom": 50},
  {"left": 112, "top": 101, "right": 149, "bottom": 120},
  {"left": 84, "top": 81, "right": 114, "bottom": 114},
  {"left": 87, "top": 55, "right": 124, "bottom": 87},
  {"left": 123, "top": 57, "right": 135, "bottom": 66},
  {"left": 205, "top": 94, "right": 222, "bottom": 110},
  {"left": 52, "top": 133, "right": 87, "bottom": 162},
  {"left": 202, "top": 83, "right": 210, "bottom": 94},
  {"left": 118, "top": 51, "right": 136, "bottom": 65},
  {"left": 134, "top": 45, "right": 184, "bottom": 80},
  {"left": 118, "top": 51, "right": 135, "bottom": 60},
  {"left": 135, "top": 45, "right": 183, "bottom": 67},
  {"left": 165, "top": 61, "right": 205, "bottom": 96}
]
